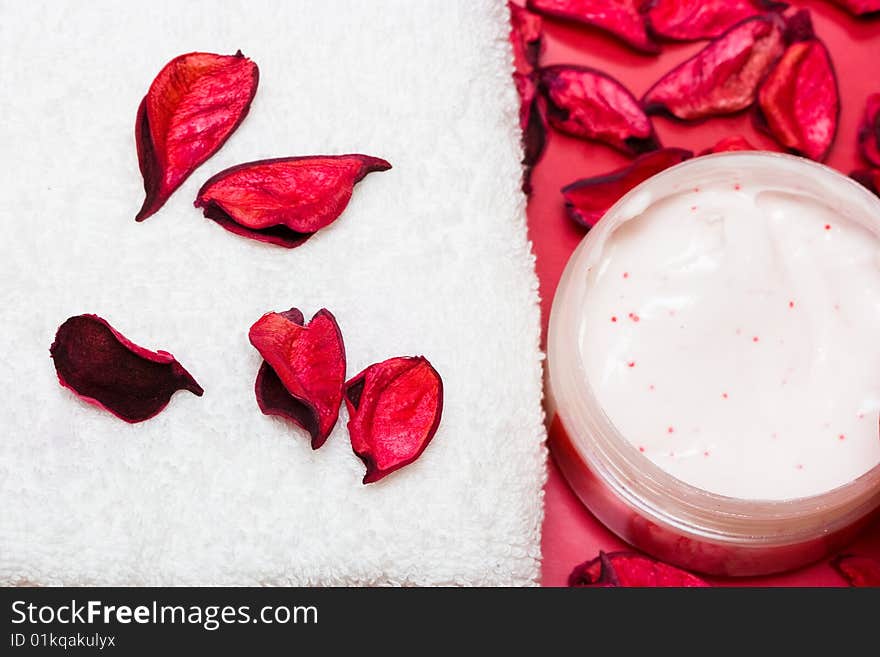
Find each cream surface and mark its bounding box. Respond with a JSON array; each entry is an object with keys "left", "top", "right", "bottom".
[{"left": 580, "top": 173, "right": 880, "bottom": 499}]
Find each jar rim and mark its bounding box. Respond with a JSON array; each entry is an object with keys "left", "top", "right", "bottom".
[{"left": 547, "top": 151, "right": 880, "bottom": 546}]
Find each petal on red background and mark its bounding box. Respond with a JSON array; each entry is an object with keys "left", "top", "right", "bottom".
[
  {"left": 539, "top": 64, "right": 659, "bottom": 154},
  {"left": 135, "top": 51, "right": 259, "bottom": 221},
  {"left": 756, "top": 12, "right": 839, "bottom": 161},
  {"left": 569, "top": 551, "right": 710, "bottom": 587},
  {"left": 562, "top": 147, "right": 692, "bottom": 228},
  {"left": 527, "top": 0, "right": 659, "bottom": 54},
  {"left": 645, "top": 0, "right": 788, "bottom": 42}
]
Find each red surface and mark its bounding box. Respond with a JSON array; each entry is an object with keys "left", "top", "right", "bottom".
[{"left": 525, "top": 0, "right": 880, "bottom": 586}]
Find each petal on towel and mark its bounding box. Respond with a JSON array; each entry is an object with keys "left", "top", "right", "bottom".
[
  {"left": 755, "top": 11, "right": 839, "bottom": 161},
  {"left": 831, "top": 554, "right": 880, "bottom": 586},
  {"left": 858, "top": 93, "right": 880, "bottom": 167},
  {"left": 250, "top": 308, "right": 346, "bottom": 449},
  {"left": 569, "top": 551, "right": 710, "bottom": 587},
  {"left": 538, "top": 65, "right": 659, "bottom": 155},
  {"left": 509, "top": 1, "right": 544, "bottom": 73},
  {"left": 699, "top": 135, "right": 759, "bottom": 154},
  {"left": 642, "top": 15, "right": 785, "bottom": 121},
  {"left": 345, "top": 356, "right": 443, "bottom": 484},
  {"left": 50, "top": 314, "right": 203, "bottom": 423},
  {"left": 526, "top": 0, "right": 659, "bottom": 54},
  {"left": 135, "top": 50, "right": 259, "bottom": 221},
  {"left": 644, "top": 0, "right": 788, "bottom": 42},
  {"left": 194, "top": 155, "right": 391, "bottom": 248},
  {"left": 563, "top": 148, "right": 693, "bottom": 228}
]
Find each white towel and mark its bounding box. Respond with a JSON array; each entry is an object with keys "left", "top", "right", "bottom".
[{"left": 0, "top": 0, "right": 547, "bottom": 585}]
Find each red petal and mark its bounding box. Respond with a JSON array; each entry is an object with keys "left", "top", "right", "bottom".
[
  {"left": 642, "top": 15, "right": 785, "bottom": 121},
  {"left": 345, "top": 357, "right": 443, "bottom": 484},
  {"left": 699, "top": 135, "right": 758, "bottom": 154},
  {"left": 756, "top": 13, "right": 839, "bottom": 161},
  {"left": 249, "top": 308, "right": 346, "bottom": 449},
  {"left": 567, "top": 553, "right": 610, "bottom": 586},
  {"left": 569, "top": 551, "right": 710, "bottom": 587},
  {"left": 539, "top": 65, "right": 659, "bottom": 155},
  {"left": 526, "top": 0, "right": 659, "bottom": 54},
  {"left": 563, "top": 148, "right": 693, "bottom": 228},
  {"left": 826, "top": 0, "right": 880, "bottom": 16},
  {"left": 645, "top": 0, "right": 788, "bottom": 42},
  {"left": 852, "top": 168, "right": 880, "bottom": 196},
  {"left": 50, "top": 315, "right": 203, "bottom": 423},
  {"left": 509, "top": 2, "right": 544, "bottom": 73},
  {"left": 514, "top": 72, "right": 548, "bottom": 194},
  {"left": 831, "top": 554, "right": 880, "bottom": 586},
  {"left": 135, "top": 51, "right": 259, "bottom": 222},
  {"left": 858, "top": 93, "right": 880, "bottom": 167},
  {"left": 194, "top": 155, "right": 391, "bottom": 248}
]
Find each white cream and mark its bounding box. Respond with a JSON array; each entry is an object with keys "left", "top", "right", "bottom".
[{"left": 579, "top": 158, "right": 880, "bottom": 500}]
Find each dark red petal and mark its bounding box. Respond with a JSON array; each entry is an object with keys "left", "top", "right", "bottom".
[
  {"left": 831, "top": 554, "right": 880, "bottom": 586},
  {"left": 509, "top": 2, "right": 544, "bottom": 73},
  {"left": 699, "top": 135, "right": 758, "bottom": 154},
  {"left": 195, "top": 155, "right": 391, "bottom": 248},
  {"left": 135, "top": 51, "right": 259, "bottom": 222},
  {"left": 539, "top": 65, "right": 659, "bottom": 155},
  {"left": 858, "top": 93, "right": 880, "bottom": 167},
  {"left": 344, "top": 356, "right": 443, "bottom": 484},
  {"left": 514, "top": 72, "right": 548, "bottom": 194},
  {"left": 642, "top": 15, "right": 785, "bottom": 121},
  {"left": 826, "top": 0, "right": 880, "bottom": 16},
  {"left": 756, "top": 14, "right": 839, "bottom": 161},
  {"left": 526, "top": 0, "right": 659, "bottom": 54},
  {"left": 783, "top": 7, "right": 817, "bottom": 43},
  {"left": 50, "top": 315, "right": 203, "bottom": 423},
  {"left": 563, "top": 148, "right": 693, "bottom": 228},
  {"left": 644, "top": 0, "right": 788, "bottom": 41},
  {"left": 852, "top": 168, "right": 880, "bottom": 196},
  {"left": 249, "top": 308, "right": 346, "bottom": 449},
  {"left": 567, "top": 553, "right": 611, "bottom": 586},
  {"left": 570, "top": 551, "right": 710, "bottom": 587},
  {"left": 255, "top": 362, "right": 320, "bottom": 441}
]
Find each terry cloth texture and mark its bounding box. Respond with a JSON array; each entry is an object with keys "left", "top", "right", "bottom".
[{"left": 0, "top": 0, "right": 547, "bottom": 585}]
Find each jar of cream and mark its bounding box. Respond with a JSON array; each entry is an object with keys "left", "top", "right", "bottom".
[{"left": 547, "top": 152, "right": 880, "bottom": 576}]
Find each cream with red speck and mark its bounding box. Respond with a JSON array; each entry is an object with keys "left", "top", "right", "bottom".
[{"left": 579, "top": 179, "right": 880, "bottom": 499}]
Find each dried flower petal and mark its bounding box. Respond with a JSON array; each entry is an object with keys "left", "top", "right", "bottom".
[
  {"left": 50, "top": 314, "right": 203, "bottom": 423},
  {"left": 514, "top": 72, "right": 548, "bottom": 194},
  {"left": 345, "top": 356, "right": 443, "bottom": 484},
  {"left": 831, "top": 554, "right": 880, "bottom": 586},
  {"left": 858, "top": 93, "right": 880, "bottom": 167},
  {"left": 852, "top": 168, "right": 880, "bottom": 196},
  {"left": 642, "top": 15, "right": 785, "bottom": 121},
  {"left": 250, "top": 308, "right": 346, "bottom": 449},
  {"left": 509, "top": 2, "right": 544, "bottom": 73},
  {"left": 526, "top": 0, "right": 659, "bottom": 54},
  {"left": 539, "top": 65, "right": 659, "bottom": 155},
  {"left": 195, "top": 155, "right": 391, "bottom": 248},
  {"left": 135, "top": 51, "right": 259, "bottom": 222},
  {"left": 699, "top": 135, "right": 758, "bottom": 154},
  {"left": 826, "top": 0, "right": 880, "bottom": 16},
  {"left": 644, "top": 0, "right": 788, "bottom": 42},
  {"left": 756, "top": 11, "right": 839, "bottom": 161},
  {"left": 569, "top": 551, "right": 710, "bottom": 587},
  {"left": 563, "top": 148, "right": 693, "bottom": 228}
]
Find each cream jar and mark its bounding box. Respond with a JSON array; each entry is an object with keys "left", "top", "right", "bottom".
[{"left": 547, "top": 152, "right": 880, "bottom": 576}]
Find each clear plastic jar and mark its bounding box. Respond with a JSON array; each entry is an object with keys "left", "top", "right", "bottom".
[{"left": 546, "top": 153, "right": 880, "bottom": 576}]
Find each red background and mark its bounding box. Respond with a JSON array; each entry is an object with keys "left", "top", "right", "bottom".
[{"left": 525, "top": 0, "right": 880, "bottom": 586}]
